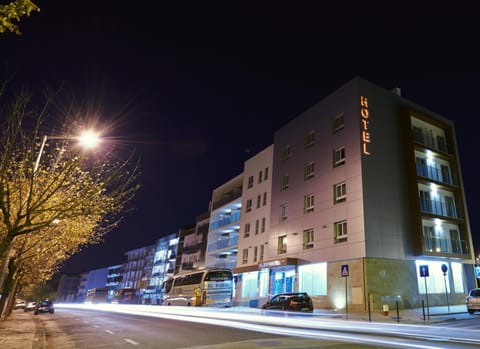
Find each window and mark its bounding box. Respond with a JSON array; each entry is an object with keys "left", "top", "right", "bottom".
[
  {"left": 280, "top": 203, "right": 288, "bottom": 220},
  {"left": 247, "top": 176, "right": 254, "bottom": 189},
  {"left": 282, "top": 145, "right": 291, "bottom": 161},
  {"left": 260, "top": 245, "right": 264, "bottom": 261},
  {"left": 263, "top": 192, "right": 267, "bottom": 206},
  {"left": 334, "top": 182, "right": 347, "bottom": 203},
  {"left": 334, "top": 220, "right": 348, "bottom": 243},
  {"left": 333, "top": 113, "right": 344, "bottom": 133},
  {"left": 244, "top": 223, "right": 250, "bottom": 238},
  {"left": 242, "top": 249, "right": 248, "bottom": 264},
  {"left": 264, "top": 167, "right": 269, "bottom": 181},
  {"left": 304, "top": 161, "right": 315, "bottom": 180},
  {"left": 303, "top": 228, "right": 314, "bottom": 249},
  {"left": 281, "top": 174, "right": 289, "bottom": 191},
  {"left": 246, "top": 199, "right": 252, "bottom": 212},
  {"left": 278, "top": 235, "right": 287, "bottom": 254},
  {"left": 304, "top": 194, "right": 314, "bottom": 214},
  {"left": 258, "top": 170, "right": 263, "bottom": 183},
  {"left": 255, "top": 219, "right": 259, "bottom": 235},
  {"left": 257, "top": 195, "right": 261, "bottom": 208},
  {"left": 333, "top": 146, "right": 346, "bottom": 167},
  {"left": 261, "top": 217, "right": 266, "bottom": 233},
  {"left": 304, "top": 130, "right": 316, "bottom": 149},
  {"left": 253, "top": 246, "right": 258, "bottom": 263}
]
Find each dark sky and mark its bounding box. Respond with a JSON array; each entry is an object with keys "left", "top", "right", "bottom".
[{"left": 2, "top": 2, "right": 480, "bottom": 273}]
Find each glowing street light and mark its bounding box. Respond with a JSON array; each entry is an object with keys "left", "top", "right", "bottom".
[{"left": 34, "top": 130, "right": 101, "bottom": 173}]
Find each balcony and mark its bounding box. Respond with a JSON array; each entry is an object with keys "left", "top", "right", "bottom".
[
  {"left": 212, "top": 189, "right": 242, "bottom": 210},
  {"left": 416, "top": 163, "right": 457, "bottom": 185},
  {"left": 209, "top": 211, "right": 241, "bottom": 231},
  {"left": 424, "top": 236, "right": 469, "bottom": 256},
  {"left": 412, "top": 128, "right": 454, "bottom": 155},
  {"left": 207, "top": 236, "right": 239, "bottom": 253},
  {"left": 419, "top": 197, "right": 462, "bottom": 219}
]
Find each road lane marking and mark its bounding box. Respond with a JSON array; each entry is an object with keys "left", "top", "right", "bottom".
[
  {"left": 105, "top": 329, "right": 115, "bottom": 334},
  {"left": 124, "top": 338, "right": 140, "bottom": 345}
]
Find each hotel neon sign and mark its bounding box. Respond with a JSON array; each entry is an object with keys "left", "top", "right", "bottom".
[{"left": 360, "top": 96, "right": 371, "bottom": 155}]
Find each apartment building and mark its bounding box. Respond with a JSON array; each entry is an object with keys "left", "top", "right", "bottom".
[
  {"left": 177, "top": 212, "right": 210, "bottom": 273},
  {"left": 233, "top": 77, "right": 476, "bottom": 311},
  {"left": 234, "top": 145, "right": 273, "bottom": 305},
  {"left": 205, "top": 174, "right": 243, "bottom": 270}
]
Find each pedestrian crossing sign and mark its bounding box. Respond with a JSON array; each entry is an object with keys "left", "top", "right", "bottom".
[{"left": 341, "top": 264, "right": 349, "bottom": 277}]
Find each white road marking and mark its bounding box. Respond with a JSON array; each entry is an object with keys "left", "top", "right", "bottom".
[
  {"left": 105, "top": 329, "right": 115, "bottom": 334},
  {"left": 124, "top": 338, "right": 140, "bottom": 345}
]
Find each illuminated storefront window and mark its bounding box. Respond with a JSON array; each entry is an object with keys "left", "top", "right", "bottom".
[
  {"left": 241, "top": 271, "right": 259, "bottom": 298},
  {"left": 298, "top": 263, "right": 327, "bottom": 296}
]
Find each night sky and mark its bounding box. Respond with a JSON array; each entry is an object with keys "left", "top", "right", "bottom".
[{"left": 2, "top": 2, "right": 479, "bottom": 273}]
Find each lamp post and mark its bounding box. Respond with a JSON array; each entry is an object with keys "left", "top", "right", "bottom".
[{"left": 33, "top": 130, "right": 100, "bottom": 173}]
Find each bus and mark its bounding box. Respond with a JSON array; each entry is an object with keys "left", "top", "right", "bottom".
[
  {"left": 112, "top": 288, "right": 137, "bottom": 304},
  {"left": 163, "top": 269, "right": 233, "bottom": 307},
  {"left": 84, "top": 287, "right": 108, "bottom": 303}
]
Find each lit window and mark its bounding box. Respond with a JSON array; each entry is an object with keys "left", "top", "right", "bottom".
[
  {"left": 242, "top": 249, "right": 248, "bottom": 264},
  {"left": 281, "top": 174, "right": 289, "bottom": 191},
  {"left": 280, "top": 203, "right": 288, "bottom": 220},
  {"left": 334, "top": 182, "right": 347, "bottom": 203},
  {"left": 333, "top": 146, "right": 346, "bottom": 167},
  {"left": 304, "top": 130, "right": 316, "bottom": 149},
  {"left": 244, "top": 223, "right": 250, "bottom": 238},
  {"left": 303, "top": 228, "right": 314, "bottom": 249},
  {"left": 304, "top": 161, "right": 315, "bottom": 180},
  {"left": 278, "top": 235, "right": 287, "bottom": 254},
  {"left": 304, "top": 194, "right": 314, "bottom": 214},
  {"left": 282, "top": 145, "right": 291, "bottom": 161},
  {"left": 246, "top": 199, "right": 252, "bottom": 212},
  {"left": 333, "top": 113, "right": 345, "bottom": 133},
  {"left": 334, "top": 220, "right": 348, "bottom": 243}
]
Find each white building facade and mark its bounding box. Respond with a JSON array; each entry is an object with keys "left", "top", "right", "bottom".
[{"left": 233, "top": 77, "right": 476, "bottom": 310}]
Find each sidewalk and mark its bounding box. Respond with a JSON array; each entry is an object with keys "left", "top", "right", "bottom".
[
  {"left": 0, "top": 304, "right": 469, "bottom": 349},
  {"left": 0, "top": 310, "right": 44, "bottom": 349}
]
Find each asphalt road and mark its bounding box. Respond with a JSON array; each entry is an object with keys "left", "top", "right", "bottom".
[{"left": 33, "top": 306, "right": 480, "bottom": 348}]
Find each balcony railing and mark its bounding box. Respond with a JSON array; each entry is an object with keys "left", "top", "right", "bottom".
[
  {"left": 213, "top": 260, "right": 236, "bottom": 270},
  {"left": 212, "top": 189, "right": 242, "bottom": 210},
  {"left": 209, "top": 211, "right": 241, "bottom": 231},
  {"left": 424, "top": 236, "right": 468, "bottom": 255},
  {"left": 419, "top": 197, "right": 462, "bottom": 219},
  {"left": 416, "top": 163, "right": 457, "bottom": 185},
  {"left": 207, "top": 236, "right": 239, "bottom": 252},
  {"left": 412, "top": 128, "right": 455, "bottom": 155}
]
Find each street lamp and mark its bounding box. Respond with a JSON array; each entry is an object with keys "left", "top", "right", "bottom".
[{"left": 33, "top": 130, "right": 100, "bottom": 173}]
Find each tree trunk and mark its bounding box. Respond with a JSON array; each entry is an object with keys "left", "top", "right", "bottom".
[{"left": 0, "top": 257, "right": 16, "bottom": 318}]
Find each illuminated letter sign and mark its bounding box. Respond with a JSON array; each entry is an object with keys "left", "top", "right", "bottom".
[{"left": 360, "top": 96, "right": 371, "bottom": 155}]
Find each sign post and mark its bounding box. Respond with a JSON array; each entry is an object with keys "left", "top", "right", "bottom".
[
  {"left": 341, "top": 264, "right": 349, "bottom": 320},
  {"left": 419, "top": 264, "right": 430, "bottom": 320},
  {"left": 441, "top": 264, "right": 450, "bottom": 312}
]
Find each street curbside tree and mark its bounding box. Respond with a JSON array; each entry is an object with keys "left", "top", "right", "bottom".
[{"left": 0, "top": 82, "right": 141, "bottom": 317}]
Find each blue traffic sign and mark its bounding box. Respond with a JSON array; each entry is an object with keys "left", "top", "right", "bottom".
[
  {"left": 341, "top": 264, "right": 349, "bottom": 277},
  {"left": 419, "top": 265, "right": 429, "bottom": 277}
]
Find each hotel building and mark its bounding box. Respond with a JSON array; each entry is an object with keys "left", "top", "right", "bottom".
[{"left": 234, "top": 77, "right": 476, "bottom": 310}]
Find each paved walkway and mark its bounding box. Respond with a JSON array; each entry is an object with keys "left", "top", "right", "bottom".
[{"left": 0, "top": 304, "right": 469, "bottom": 349}]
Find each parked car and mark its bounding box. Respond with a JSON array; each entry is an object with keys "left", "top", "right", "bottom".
[
  {"left": 466, "top": 288, "right": 480, "bottom": 314},
  {"left": 262, "top": 292, "right": 314, "bottom": 313},
  {"left": 34, "top": 300, "right": 54, "bottom": 315},
  {"left": 14, "top": 300, "right": 26, "bottom": 310},
  {"left": 24, "top": 301, "right": 37, "bottom": 312}
]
